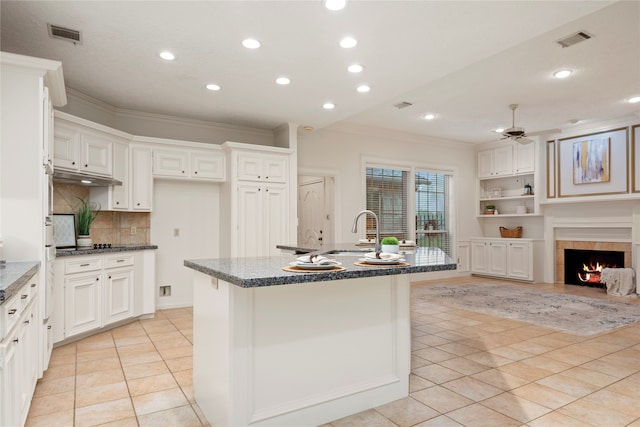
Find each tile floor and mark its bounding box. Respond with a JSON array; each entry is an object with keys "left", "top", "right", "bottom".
[{"left": 27, "top": 278, "right": 640, "bottom": 427}]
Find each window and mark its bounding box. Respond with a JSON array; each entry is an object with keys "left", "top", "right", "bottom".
[{"left": 366, "top": 165, "right": 453, "bottom": 256}]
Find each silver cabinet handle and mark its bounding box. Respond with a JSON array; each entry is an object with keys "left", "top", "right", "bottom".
[
  {"left": 21, "top": 294, "right": 28, "bottom": 299},
  {"left": 8, "top": 308, "right": 17, "bottom": 315},
  {"left": 80, "top": 263, "right": 90, "bottom": 267}
]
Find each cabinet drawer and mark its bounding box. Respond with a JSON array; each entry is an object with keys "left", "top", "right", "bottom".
[
  {"left": 65, "top": 257, "right": 103, "bottom": 274},
  {"left": 104, "top": 254, "right": 134, "bottom": 269},
  {"left": 0, "top": 293, "right": 23, "bottom": 338}
]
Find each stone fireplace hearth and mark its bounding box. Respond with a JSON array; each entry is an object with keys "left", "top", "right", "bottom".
[{"left": 555, "top": 240, "right": 632, "bottom": 284}]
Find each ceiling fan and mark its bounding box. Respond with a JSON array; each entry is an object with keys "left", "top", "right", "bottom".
[{"left": 501, "top": 104, "right": 560, "bottom": 144}]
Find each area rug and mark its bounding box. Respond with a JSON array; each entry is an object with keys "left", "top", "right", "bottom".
[{"left": 413, "top": 283, "right": 640, "bottom": 336}]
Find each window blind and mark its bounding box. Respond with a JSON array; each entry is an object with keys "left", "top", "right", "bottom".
[
  {"left": 365, "top": 167, "right": 409, "bottom": 240},
  {"left": 415, "top": 170, "right": 451, "bottom": 255}
]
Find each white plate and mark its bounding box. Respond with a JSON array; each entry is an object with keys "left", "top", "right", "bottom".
[
  {"left": 289, "top": 261, "right": 342, "bottom": 270},
  {"left": 358, "top": 257, "right": 405, "bottom": 264}
]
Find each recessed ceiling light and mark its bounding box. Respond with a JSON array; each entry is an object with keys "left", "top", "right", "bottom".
[
  {"left": 206, "top": 83, "right": 221, "bottom": 91},
  {"left": 357, "top": 85, "right": 370, "bottom": 93},
  {"left": 81, "top": 179, "right": 92, "bottom": 184},
  {"left": 627, "top": 96, "right": 640, "bottom": 103},
  {"left": 423, "top": 113, "right": 436, "bottom": 120},
  {"left": 159, "top": 51, "right": 175, "bottom": 61},
  {"left": 322, "top": 102, "right": 336, "bottom": 110},
  {"left": 493, "top": 128, "right": 505, "bottom": 133},
  {"left": 276, "top": 77, "right": 291, "bottom": 85},
  {"left": 347, "top": 64, "right": 364, "bottom": 73},
  {"left": 553, "top": 69, "right": 573, "bottom": 79},
  {"left": 339, "top": 37, "right": 357, "bottom": 48},
  {"left": 242, "top": 38, "right": 261, "bottom": 49},
  {"left": 324, "top": 0, "right": 346, "bottom": 11}
]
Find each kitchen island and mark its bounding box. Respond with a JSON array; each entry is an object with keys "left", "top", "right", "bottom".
[{"left": 185, "top": 247, "right": 456, "bottom": 427}]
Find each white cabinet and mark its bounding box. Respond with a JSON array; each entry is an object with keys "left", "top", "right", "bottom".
[
  {"left": 471, "top": 238, "right": 540, "bottom": 282},
  {"left": 1, "top": 272, "right": 40, "bottom": 427},
  {"left": 90, "top": 141, "right": 130, "bottom": 210},
  {"left": 153, "top": 147, "right": 225, "bottom": 181},
  {"left": 53, "top": 251, "right": 155, "bottom": 342},
  {"left": 514, "top": 143, "right": 535, "bottom": 174},
  {"left": 477, "top": 146, "right": 513, "bottom": 178},
  {"left": 131, "top": 146, "right": 153, "bottom": 211},
  {"left": 53, "top": 118, "right": 114, "bottom": 177},
  {"left": 223, "top": 143, "right": 293, "bottom": 258}
]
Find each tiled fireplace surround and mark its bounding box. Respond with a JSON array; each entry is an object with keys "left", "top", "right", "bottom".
[{"left": 545, "top": 201, "right": 639, "bottom": 286}]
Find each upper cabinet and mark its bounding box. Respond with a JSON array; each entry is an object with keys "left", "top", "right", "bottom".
[
  {"left": 152, "top": 146, "right": 225, "bottom": 181},
  {"left": 53, "top": 118, "right": 115, "bottom": 177},
  {"left": 514, "top": 142, "right": 535, "bottom": 174},
  {"left": 477, "top": 146, "right": 513, "bottom": 178},
  {"left": 237, "top": 153, "right": 288, "bottom": 183}
]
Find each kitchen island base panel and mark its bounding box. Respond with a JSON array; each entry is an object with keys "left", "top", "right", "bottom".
[{"left": 193, "top": 272, "right": 411, "bottom": 427}]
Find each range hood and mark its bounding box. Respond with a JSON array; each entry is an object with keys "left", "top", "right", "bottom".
[{"left": 52, "top": 169, "right": 122, "bottom": 187}]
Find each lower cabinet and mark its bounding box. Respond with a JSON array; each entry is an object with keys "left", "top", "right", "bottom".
[
  {"left": 0, "top": 272, "right": 39, "bottom": 427},
  {"left": 470, "top": 238, "right": 541, "bottom": 282},
  {"left": 54, "top": 251, "right": 153, "bottom": 343}
]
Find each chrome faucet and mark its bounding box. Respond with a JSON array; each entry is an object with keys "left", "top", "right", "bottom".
[{"left": 351, "top": 209, "right": 380, "bottom": 251}]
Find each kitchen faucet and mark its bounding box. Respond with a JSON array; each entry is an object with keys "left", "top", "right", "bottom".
[{"left": 351, "top": 209, "right": 380, "bottom": 251}]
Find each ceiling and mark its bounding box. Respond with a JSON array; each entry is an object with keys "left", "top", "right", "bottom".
[{"left": 1, "top": 1, "right": 639, "bottom": 144}]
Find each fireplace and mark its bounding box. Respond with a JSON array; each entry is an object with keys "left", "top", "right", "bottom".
[{"left": 564, "top": 248, "right": 624, "bottom": 287}]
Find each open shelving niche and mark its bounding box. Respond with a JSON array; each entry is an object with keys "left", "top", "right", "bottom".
[{"left": 478, "top": 173, "right": 539, "bottom": 217}]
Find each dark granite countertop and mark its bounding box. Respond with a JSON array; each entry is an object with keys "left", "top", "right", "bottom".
[
  {"left": 56, "top": 244, "right": 158, "bottom": 257},
  {"left": 0, "top": 261, "right": 40, "bottom": 303},
  {"left": 185, "top": 246, "right": 456, "bottom": 288}
]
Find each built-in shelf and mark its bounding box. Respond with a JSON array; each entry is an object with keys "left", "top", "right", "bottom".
[
  {"left": 480, "top": 195, "right": 535, "bottom": 202},
  {"left": 476, "top": 213, "right": 543, "bottom": 218}
]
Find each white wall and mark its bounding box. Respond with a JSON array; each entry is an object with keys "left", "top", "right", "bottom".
[
  {"left": 297, "top": 126, "right": 482, "bottom": 246},
  {"left": 151, "top": 179, "right": 220, "bottom": 309}
]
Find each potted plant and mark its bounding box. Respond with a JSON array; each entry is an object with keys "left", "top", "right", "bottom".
[
  {"left": 484, "top": 205, "right": 496, "bottom": 215},
  {"left": 76, "top": 198, "right": 100, "bottom": 247},
  {"left": 381, "top": 236, "right": 400, "bottom": 253}
]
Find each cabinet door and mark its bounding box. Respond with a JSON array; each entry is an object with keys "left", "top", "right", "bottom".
[
  {"left": 236, "top": 184, "right": 263, "bottom": 257},
  {"left": 493, "top": 146, "right": 513, "bottom": 177},
  {"left": 515, "top": 143, "right": 535, "bottom": 174},
  {"left": 80, "top": 133, "right": 112, "bottom": 176},
  {"left": 237, "top": 154, "right": 262, "bottom": 181},
  {"left": 507, "top": 242, "right": 531, "bottom": 280},
  {"left": 131, "top": 147, "right": 153, "bottom": 211},
  {"left": 53, "top": 124, "right": 80, "bottom": 170},
  {"left": 488, "top": 241, "right": 507, "bottom": 276},
  {"left": 191, "top": 151, "right": 224, "bottom": 180},
  {"left": 477, "top": 151, "right": 494, "bottom": 179},
  {"left": 65, "top": 274, "right": 102, "bottom": 338},
  {"left": 264, "top": 184, "right": 288, "bottom": 256},
  {"left": 19, "top": 304, "right": 37, "bottom": 425},
  {"left": 0, "top": 324, "right": 20, "bottom": 427},
  {"left": 112, "top": 142, "right": 129, "bottom": 209},
  {"left": 153, "top": 149, "right": 188, "bottom": 177},
  {"left": 470, "top": 241, "right": 488, "bottom": 273},
  {"left": 263, "top": 156, "right": 288, "bottom": 183},
  {"left": 104, "top": 268, "right": 134, "bottom": 325}
]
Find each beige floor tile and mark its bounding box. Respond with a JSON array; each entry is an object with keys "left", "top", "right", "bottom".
[
  {"left": 123, "top": 360, "right": 170, "bottom": 380},
  {"left": 436, "top": 342, "right": 479, "bottom": 356},
  {"left": 76, "top": 367, "right": 125, "bottom": 389},
  {"left": 411, "top": 354, "right": 431, "bottom": 370},
  {"left": 510, "top": 382, "right": 576, "bottom": 409},
  {"left": 471, "top": 368, "right": 530, "bottom": 391},
  {"left": 33, "top": 375, "right": 75, "bottom": 397},
  {"left": 119, "top": 350, "right": 163, "bottom": 367},
  {"left": 48, "top": 351, "right": 76, "bottom": 367},
  {"left": 561, "top": 366, "right": 619, "bottom": 387},
  {"left": 25, "top": 409, "right": 74, "bottom": 427},
  {"left": 374, "top": 396, "right": 439, "bottom": 427},
  {"left": 93, "top": 417, "right": 139, "bottom": 427},
  {"left": 604, "top": 373, "right": 640, "bottom": 399},
  {"left": 498, "top": 361, "right": 553, "bottom": 382},
  {"left": 111, "top": 324, "right": 147, "bottom": 339},
  {"left": 115, "top": 341, "right": 157, "bottom": 356},
  {"left": 543, "top": 348, "right": 595, "bottom": 366},
  {"left": 76, "top": 357, "right": 122, "bottom": 375},
  {"left": 413, "top": 415, "right": 463, "bottom": 426},
  {"left": 442, "top": 376, "right": 503, "bottom": 401},
  {"left": 27, "top": 390, "right": 75, "bottom": 417},
  {"left": 52, "top": 342, "right": 77, "bottom": 355},
  {"left": 138, "top": 404, "right": 202, "bottom": 427},
  {"left": 463, "top": 350, "right": 513, "bottom": 368},
  {"left": 114, "top": 334, "right": 151, "bottom": 347},
  {"left": 411, "top": 385, "right": 473, "bottom": 413},
  {"left": 414, "top": 334, "right": 451, "bottom": 347},
  {"left": 158, "top": 345, "right": 193, "bottom": 360},
  {"left": 558, "top": 397, "right": 637, "bottom": 426},
  {"left": 536, "top": 373, "right": 601, "bottom": 398},
  {"left": 146, "top": 330, "right": 185, "bottom": 342},
  {"left": 520, "top": 355, "right": 573, "bottom": 373},
  {"left": 75, "top": 381, "right": 130, "bottom": 408},
  {"left": 181, "top": 384, "right": 195, "bottom": 403},
  {"left": 528, "top": 411, "right": 594, "bottom": 427},
  {"left": 128, "top": 372, "right": 178, "bottom": 396},
  {"left": 409, "top": 374, "right": 435, "bottom": 392},
  {"left": 439, "top": 356, "right": 491, "bottom": 375},
  {"left": 76, "top": 336, "right": 115, "bottom": 353},
  {"left": 481, "top": 392, "right": 551, "bottom": 423},
  {"left": 191, "top": 403, "right": 211, "bottom": 426},
  {"left": 581, "top": 389, "right": 640, "bottom": 418},
  {"left": 488, "top": 346, "right": 535, "bottom": 361},
  {"left": 132, "top": 387, "right": 189, "bottom": 416},
  {"left": 582, "top": 356, "right": 640, "bottom": 378},
  {"left": 76, "top": 347, "right": 119, "bottom": 363},
  {"left": 173, "top": 369, "right": 193, "bottom": 387},
  {"left": 412, "top": 364, "right": 465, "bottom": 384},
  {"left": 170, "top": 318, "right": 193, "bottom": 330},
  {"left": 152, "top": 335, "right": 192, "bottom": 350},
  {"left": 447, "top": 402, "right": 521, "bottom": 427},
  {"left": 331, "top": 408, "right": 397, "bottom": 427},
  {"left": 39, "top": 363, "right": 76, "bottom": 382},
  {"left": 75, "top": 397, "right": 135, "bottom": 427}
]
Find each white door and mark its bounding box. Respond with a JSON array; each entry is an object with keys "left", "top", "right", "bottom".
[{"left": 298, "top": 178, "right": 326, "bottom": 247}]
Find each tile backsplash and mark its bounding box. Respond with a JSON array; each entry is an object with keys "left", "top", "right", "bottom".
[{"left": 53, "top": 183, "right": 150, "bottom": 245}]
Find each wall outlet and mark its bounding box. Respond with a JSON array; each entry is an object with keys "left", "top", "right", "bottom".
[
  {"left": 130, "top": 226, "right": 136, "bottom": 236},
  {"left": 159, "top": 285, "right": 171, "bottom": 297}
]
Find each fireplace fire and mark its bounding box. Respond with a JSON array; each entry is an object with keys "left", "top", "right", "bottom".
[{"left": 564, "top": 249, "right": 624, "bottom": 287}]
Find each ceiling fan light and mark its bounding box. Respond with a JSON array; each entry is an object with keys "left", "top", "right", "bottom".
[
  {"left": 553, "top": 69, "right": 573, "bottom": 79},
  {"left": 423, "top": 113, "right": 436, "bottom": 120},
  {"left": 493, "top": 128, "right": 505, "bottom": 133},
  {"left": 627, "top": 96, "right": 640, "bottom": 104}
]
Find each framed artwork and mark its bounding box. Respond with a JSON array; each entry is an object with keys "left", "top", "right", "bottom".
[
  {"left": 557, "top": 127, "right": 628, "bottom": 197},
  {"left": 53, "top": 214, "right": 76, "bottom": 248},
  {"left": 633, "top": 124, "right": 640, "bottom": 193},
  {"left": 572, "top": 137, "right": 610, "bottom": 184},
  {"left": 546, "top": 140, "right": 556, "bottom": 198}
]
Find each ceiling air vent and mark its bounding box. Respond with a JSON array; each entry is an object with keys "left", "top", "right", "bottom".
[
  {"left": 394, "top": 101, "right": 413, "bottom": 110},
  {"left": 556, "top": 31, "right": 592, "bottom": 48},
  {"left": 48, "top": 24, "right": 82, "bottom": 45}
]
